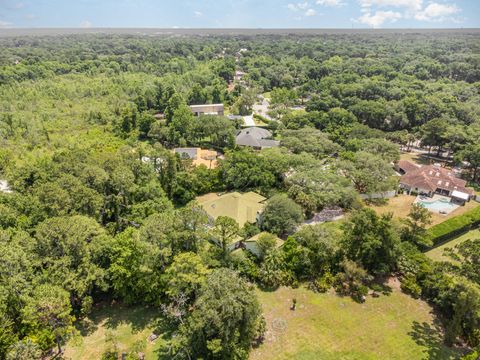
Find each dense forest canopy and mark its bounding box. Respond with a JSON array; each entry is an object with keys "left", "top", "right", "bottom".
[{"left": 0, "top": 30, "right": 479, "bottom": 359}]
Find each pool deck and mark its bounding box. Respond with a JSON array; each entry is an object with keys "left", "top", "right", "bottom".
[{"left": 414, "top": 194, "right": 459, "bottom": 215}]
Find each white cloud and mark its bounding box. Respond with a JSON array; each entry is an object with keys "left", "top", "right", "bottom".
[
  {"left": 13, "top": 2, "right": 25, "bottom": 9},
  {"left": 194, "top": 10, "right": 203, "bottom": 18},
  {"left": 414, "top": 2, "right": 459, "bottom": 21},
  {"left": 298, "top": 2, "right": 309, "bottom": 9},
  {"left": 305, "top": 8, "right": 317, "bottom": 16},
  {"left": 355, "top": 10, "right": 402, "bottom": 27},
  {"left": 358, "top": 0, "right": 422, "bottom": 11},
  {"left": 287, "top": 2, "right": 309, "bottom": 12},
  {"left": 79, "top": 20, "right": 92, "bottom": 28},
  {"left": 0, "top": 20, "right": 12, "bottom": 28},
  {"left": 316, "top": 0, "right": 345, "bottom": 7},
  {"left": 356, "top": 0, "right": 461, "bottom": 24}
]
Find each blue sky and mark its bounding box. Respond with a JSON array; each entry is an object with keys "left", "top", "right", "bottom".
[{"left": 0, "top": 0, "right": 478, "bottom": 29}]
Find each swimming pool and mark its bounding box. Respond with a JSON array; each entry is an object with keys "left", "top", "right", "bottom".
[{"left": 417, "top": 198, "right": 457, "bottom": 213}]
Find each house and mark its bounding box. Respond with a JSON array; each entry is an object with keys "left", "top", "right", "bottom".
[
  {"left": 230, "top": 232, "right": 284, "bottom": 257},
  {"left": 189, "top": 104, "right": 224, "bottom": 116},
  {"left": 242, "top": 232, "right": 284, "bottom": 257},
  {"left": 196, "top": 191, "right": 266, "bottom": 227},
  {"left": 234, "top": 70, "right": 246, "bottom": 82},
  {"left": 235, "top": 127, "right": 280, "bottom": 150},
  {"left": 0, "top": 180, "right": 12, "bottom": 193},
  {"left": 174, "top": 148, "right": 219, "bottom": 169},
  {"left": 396, "top": 160, "right": 474, "bottom": 204}
]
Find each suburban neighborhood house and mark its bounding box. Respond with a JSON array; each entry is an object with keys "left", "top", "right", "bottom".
[
  {"left": 189, "top": 103, "right": 224, "bottom": 116},
  {"left": 235, "top": 127, "right": 280, "bottom": 150},
  {"left": 396, "top": 160, "right": 475, "bottom": 205},
  {"left": 196, "top": 191, "right": 268, "bottom": 252},
  {"left": 174, "top": 148, "right": 219, "bottom": 169},
  {"left": 0, "top": 180, "right": 12, "bottom": 193},
  {"left": 239, "top": 232, "right": 284, "bottom": 257}
]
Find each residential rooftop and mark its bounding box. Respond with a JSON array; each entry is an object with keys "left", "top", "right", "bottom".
[
  {"left": 235, "top": 127, "right": 280, "bottom": 149},
  {"left": 196, "top": 191, "right": 266, "bottom": 227},
  {"left": 397, "top": 160, "right": 474, "bottom": 197}
]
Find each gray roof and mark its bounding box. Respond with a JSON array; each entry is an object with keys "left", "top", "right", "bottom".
[
  {"left": 174, "top": 148, "right": 198, "bottom": 160},
  {"left": 235, "top": 127, "right": 279, "bottom": 148},
  {"left": 237, "top": 127, "right": 272, "bottom": 139}
]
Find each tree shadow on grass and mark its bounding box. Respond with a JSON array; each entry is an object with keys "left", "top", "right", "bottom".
[
  {"left": 408, "top": 320, "right": 459, "bottom": 360},
  {"left": 79, "top": 302, "right": 167, "bottom": 335}
]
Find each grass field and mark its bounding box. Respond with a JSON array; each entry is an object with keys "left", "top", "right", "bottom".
[
  {"left": 370, "top": 194, "right": 479, "bottom": 227},
  {"left": 64, "top": 303, "right": 170, "bottom": 360},
  {"left": 426, "top": 228, "right": 480, "bottom": 263},
  {"left": 251, "top": 285, "right": 460, "bottom": 360}
]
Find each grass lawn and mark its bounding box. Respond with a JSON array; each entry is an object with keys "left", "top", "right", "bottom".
[
  {"left": 399, "top": 152, "right": 449, "bottom": 167},
  {"left": 370, "top": 194, "right": 480, "bottom": 227},
  {"left": 64, "top": 303, "right": 170, "bottom": 360},
  {"left": 251, "top": 285, "right": 460, "bottom": 360},
  {"left": 426, "top": 228, "right": 480, "bottom": 263}
]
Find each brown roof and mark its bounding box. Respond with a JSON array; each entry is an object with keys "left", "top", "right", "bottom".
[
  {"left": 399, "top": 161, "right": 474, "bottom": 195},
  {"left": 397, "top": 160, "right": 421, "bottom": 173}
]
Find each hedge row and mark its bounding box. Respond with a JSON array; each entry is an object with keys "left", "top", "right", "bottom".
[{"left": 427, "top": 205, "right": 480, "bottom": 247}]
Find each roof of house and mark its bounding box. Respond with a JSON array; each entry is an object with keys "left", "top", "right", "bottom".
[
  {"left": 399, "top": 161, "right": 474, "bottom": 195},
  {"left": 0, "top": 180, "right": 11, "bottom": 193},
  {"left": 174, "top": 148, "right": 198, "bottom": 160},
  {"left": 451, "top": 190, "right": 470, "bottom": 201},
  {"left": 189, "top": 104, "right": 224, "bottom": 112},
  {"left": 397, "top": 160, "right": 421, "bottom": 173},
  {"left": 173, "top": 148, "right": 219, "bottom": 169},
  {"left": 235, "top": 127, "right": 280, "bottom": 148},
  {"left": 246, "top": 232, "right": 284, "bottom": 248},
  {"left": 196, "top": 191, "right": 266, "bottom": 227}
]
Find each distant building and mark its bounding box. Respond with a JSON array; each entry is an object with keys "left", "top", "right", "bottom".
[
  {"left": 189, "top": 104, "right": 224, "bottom": 116},
  {"left": 174, "top": 148, "right": 219, "bottom": 169},
  {"left": 235, "top": 127, "right": 280, "bottom": 150},
  {"left": 234, "top": 70, "right": 246, "bottom": 81},
  {"left": 196, "top": 191, "right": 266, "bottom": 227},
  {"left": 241, "top": 232, "right": 284, "bottom": 257},
  {"left": 396, "top": 160, "right": 474, "bottom": 204},
  {"left": 0, "top": 180, "right": 12, "bottom": 193}
]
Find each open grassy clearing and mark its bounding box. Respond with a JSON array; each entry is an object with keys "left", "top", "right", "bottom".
[
  {"left": 64, "top": 303, "right": 170, "bottom": 360},
  {"left": 370, "top": 194, "right": 479, "bottom": 227},
  {"left": 251, "top": 285, "right": 460, "bottom": 360},
  {"left": 426, "top": 228, "right": 480, "bottom": 263}
]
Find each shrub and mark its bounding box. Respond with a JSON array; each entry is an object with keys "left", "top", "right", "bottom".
[
  {"left": 426, "top": 206, "right": 480, "bottom": 246},
  {"left": 309, "top": 272, "right": 334, "bottom": 293},
  {"left": 400, "top": 274, "right": 421, "bottom": 299}
]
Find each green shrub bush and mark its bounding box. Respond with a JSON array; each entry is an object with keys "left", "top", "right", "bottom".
[{"left": 427, "top": 205, "right": 480, "bottom": 246}]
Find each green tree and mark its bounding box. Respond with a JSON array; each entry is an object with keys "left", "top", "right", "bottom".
[
  {"left": 6, "top": 339, "right": 42, "bottom": 360},
  {"left": 165, "top": 252, "right": 210, "bottom": 300},
  {"left": 341, "top": 208, "right": 400, "bottom": 274},
  {"left": 261, "top": 194, "right": 304, "bottom": 237},
  {"left": 401, "top": 204, "right": 433, "bottom": 248},
  {"left": 177, "top": 269, "right": 263, "bottom": 359},
  {"left": 22, "top": 284, "right": 74, "bottom": 354},
  {"left": 340, "top": 151, "right": 396, "bottom": 195},
  {"left": 420, "top": 118, "right": 450, "bottom": 156},
  {"left": 210, "top": 216, "right": 240, "bottom": 261},
  {"left": 256, "top": 232, "right": 277, "bottom": 259},
  {"left": 455, "top": 144, "right": 480, "bottom": 182},
  {"left": 34, "top": 216, "right": 108, "bottom": 313}
]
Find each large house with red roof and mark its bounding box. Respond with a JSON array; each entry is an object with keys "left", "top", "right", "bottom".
[{"left": 396, "top": 160, "right": 475, "bottom": 204}]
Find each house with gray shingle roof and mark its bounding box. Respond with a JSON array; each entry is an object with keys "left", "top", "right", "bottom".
[{"left": 235, "top": 127, "right": 280, "bottom": 150}]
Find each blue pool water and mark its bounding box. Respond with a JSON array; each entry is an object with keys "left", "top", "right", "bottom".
[{"left": 417, "top": 199, "right": 457, "bottom": 212}]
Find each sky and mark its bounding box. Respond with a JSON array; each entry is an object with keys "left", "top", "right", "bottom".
[{"left": 0, "top": 0, "right": 478, "bottom": 29}]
